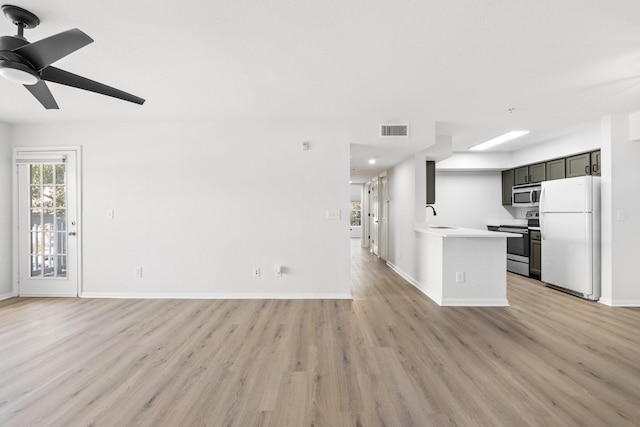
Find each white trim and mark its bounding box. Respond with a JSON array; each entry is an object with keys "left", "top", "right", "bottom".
[
  {"left": 386, "top": 261, "right": 420, "bottom": 288},
  {"left": 440, "top": 298, "right": 509, "bottom": 307},
  {"left": 599, "top": 298, "right": 640, "bottom": 307},
  {"left": 80, "top": 292, "right": 353, "bottom": 300},
  {"left": 0, "top": 293, "right": 14, "bottom": 301},
  {"left": 12, "top": 146, "right": 83, "bottom": 297},
  {"left": 18, "top": 293, "right": 78, "bottom": 298}
]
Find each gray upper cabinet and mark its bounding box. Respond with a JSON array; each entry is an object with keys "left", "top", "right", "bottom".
[
  {"left": 502, "top": 169, "right": 514, "bottom": 205},
  {"left": 514, "top": 166, "right": 529, "bottom": 185},
  {"left": 566, "top": 153, "right": 591, "bottom": 178},
  {"left": 502, "top": 150, "right": 601, "bottom": 204},
  {"left": 546, "top": 158, "right": 566, "bottom": 181},
  {"left": 591, "top": 150, "right": 601, "bottom": 176},
  {"left": 529, "top": 162, "right": 546, "bottom": 183}
]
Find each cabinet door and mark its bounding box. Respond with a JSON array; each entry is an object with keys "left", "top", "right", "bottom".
[
  {"left": 591, "top": 150, "right": 601, "bottom": 176},
  {"left": 546, "top": 158, "right": 566, "bottom": 181},
  {"left": 514, "top": 166, "right": 529, "bottom": 185},
  {"left": 566, "top": 153, "right": 591, "bottom": 178},
  {"left": 501, "top": 169, "right": 514, "bottom": 205},
  {"left": 530, "top": 239, "right": 541, "bottom": 277},
  {"left": 529, "top": 162, "right": 546, "bottom": 183}
]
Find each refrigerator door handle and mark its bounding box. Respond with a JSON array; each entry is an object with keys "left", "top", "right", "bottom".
[{"left": 540, "top": 212, "right": 544, "bottom": 240}]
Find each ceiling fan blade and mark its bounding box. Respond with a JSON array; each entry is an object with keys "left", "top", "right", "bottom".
[
  {"left": 24, "top": 80, "right": 59, "bottom": 109},
  {"left": 41, "top": 67, "right": 145, "bottom": 105},
  {"left": 13, "top": 29, "right": 93, "bottom": 71}
]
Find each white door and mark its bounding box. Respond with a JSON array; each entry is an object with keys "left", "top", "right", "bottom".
[
  {"left": 370, "top": 178, "right": 379, "bottom": 256},
  {"left": 380, "top": 175, "right": 388, "bottom": 261},
  {"left": 17, "top": 150, "right": 80, "bottom": 296}
]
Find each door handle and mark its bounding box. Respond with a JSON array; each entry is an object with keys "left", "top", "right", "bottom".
[{"left": 68, "top": 231, "right": 76, "bottom": 236}]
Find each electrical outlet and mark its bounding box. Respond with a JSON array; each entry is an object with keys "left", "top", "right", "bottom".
[
  {"left": 455, "top": 271, "right": 465, "bottom": 283},
  {"left": 106, "top": 208, "right": 114, "bottom": 220},
  {"left": 135, "top": 267, "right": 143, "bottom": 277},
  {"left": 253, "top": 267, "right": 260, "bottom": 277}
]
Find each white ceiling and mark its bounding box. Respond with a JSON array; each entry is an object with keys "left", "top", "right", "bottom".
[{"left": 2, "top": 1, "right": 640, "bottom": 182}]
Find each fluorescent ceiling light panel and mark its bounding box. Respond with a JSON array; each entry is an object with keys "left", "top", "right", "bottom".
[{"left": 470, "top": 130, "right": 530, "bottom": 151}]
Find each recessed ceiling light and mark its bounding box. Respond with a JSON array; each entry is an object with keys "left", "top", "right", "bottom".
[
  {"left": 470, "top": 130, "right": 530, "bottom": 151},
  {"left": 368, "top": 158, "right": 376, "bottom": 164}
]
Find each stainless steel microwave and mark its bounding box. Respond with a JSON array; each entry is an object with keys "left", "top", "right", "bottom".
[{"left": 512, "top": 184, "right": 541, "bottom": 207}]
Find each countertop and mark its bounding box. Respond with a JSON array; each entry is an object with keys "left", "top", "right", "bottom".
[{"left": 414, "top": 223, "right": 522, "bottom": 238}]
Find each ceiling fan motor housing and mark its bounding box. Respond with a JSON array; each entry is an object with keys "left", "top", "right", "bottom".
[{"left": 0, "top": 34, "right": 29, "bottom": 51}]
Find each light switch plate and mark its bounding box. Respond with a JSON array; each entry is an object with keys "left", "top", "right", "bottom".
[
  {"left": 106, "top": 208, "right": 114, "bottom": 220},
  {"left": 325, "top": 209, "right": 341, "bottom": 220}
]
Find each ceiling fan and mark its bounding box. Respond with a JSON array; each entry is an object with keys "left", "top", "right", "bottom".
[{"left": 0, "top": 4, "right": 145, "bottom": 109}]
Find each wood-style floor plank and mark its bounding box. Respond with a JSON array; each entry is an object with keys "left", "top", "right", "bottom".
[{"left": 1, "top": 238, "right": 640, "bottom": 426}]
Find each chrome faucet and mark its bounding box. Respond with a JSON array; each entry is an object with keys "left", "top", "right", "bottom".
[{"left": 426, "top": 205, "right": 437, "bottom": 216}]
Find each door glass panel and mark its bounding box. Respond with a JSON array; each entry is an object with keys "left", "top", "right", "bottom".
[
  {"left": 28, "top": 162, "right": 67, "bottom": 278},
  {"left": 55, "top": 164, "right": 65, "bottom": 184},
  {"left": 42, "top": 164, "right": 53, "bottom": 184},
  {"left": 30, "top": 164, "right": 41, "bottom": 185},
  {"left": 56, "top": 256, "right": 67, "bottom": 278}
]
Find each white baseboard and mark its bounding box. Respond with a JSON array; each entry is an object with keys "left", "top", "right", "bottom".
[
  {"left": 386, "top": 261, "right": 421, "bottom": 288},
  {"left": 599, "top": 298, "right": 640, "bottom": 307},
  {"left": 0, "top": 293, "right": 15, "bottom": 301},
  {"left": 441, "top": 298, "right": 509, "bottom": 307},
  {"left": 80, "top": 292, "right": 353, "bottom": 300},
  {"left": 386, "top": 261, "right": 441, "bottom": 303}
]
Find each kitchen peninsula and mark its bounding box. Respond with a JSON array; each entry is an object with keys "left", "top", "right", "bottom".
[{"left": 412, "top": 224, "right": 519, "bottom": 307}]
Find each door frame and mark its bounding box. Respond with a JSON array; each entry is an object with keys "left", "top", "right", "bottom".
[
  {"left": 379, "top": 173, "right": 388, "bottom": 261},
  {"left": 12, "top": 146, "right": 83, "bottom": 297}
]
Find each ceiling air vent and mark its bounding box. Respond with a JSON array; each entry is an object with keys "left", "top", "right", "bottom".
[{"left": 380, "top": 124, "right": 409, "bottom": 137}]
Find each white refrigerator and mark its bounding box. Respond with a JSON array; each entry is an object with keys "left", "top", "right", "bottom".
[{"left": 539, "top": 176, "right": 601, "bottom": 300}]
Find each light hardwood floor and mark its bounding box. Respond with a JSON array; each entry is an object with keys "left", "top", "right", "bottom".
[{"left": 1, "top": 239, "right": 639, "bottom": 426}]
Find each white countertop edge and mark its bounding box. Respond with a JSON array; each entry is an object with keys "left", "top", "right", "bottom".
[{"left": 414, "top": 223, "right": 521, "bottom": 238}]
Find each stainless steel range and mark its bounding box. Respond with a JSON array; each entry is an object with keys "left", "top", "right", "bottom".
[{"left": 487, "top": 211, "right": 539, "bottom": 277}]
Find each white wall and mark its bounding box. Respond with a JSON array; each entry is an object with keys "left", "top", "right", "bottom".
[
  {"left": 0, "top": 122, "right": 11, "bottom": 298},
  {"left": 509, "top": 121, "right": 600, "bottom": 167},
  {"left": 432, "top": 171, "right": 512, "bottom": 229},
  {"left": 387, "top": 154, "right": 417, "bottom": 280},
  {"left": 10, "top": 121, "right": 351, "bottom": 298},
  {"left": 600, "top": 114, "right": 640, "bottom": 305}
]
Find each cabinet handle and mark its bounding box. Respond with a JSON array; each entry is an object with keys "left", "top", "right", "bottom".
[
  {"left": 593, "top": 164, "right": 598, "bottom": 173},
  {"left": 585, "top": 165, "right": 590, "bottom": 174}
]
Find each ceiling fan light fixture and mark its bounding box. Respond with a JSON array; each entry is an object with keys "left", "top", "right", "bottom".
[{"left": 0, "top": 60, "right": 39, "bottom": 85}]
